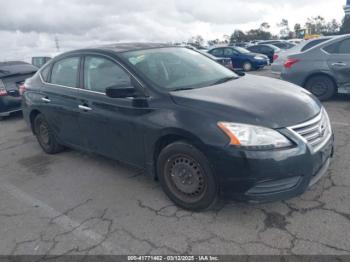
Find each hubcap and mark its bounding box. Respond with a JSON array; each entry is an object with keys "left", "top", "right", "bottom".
[
  {"left": 311, "top": 81, "right": 328, "bottom": 97},
  {"left": 165, "top": 155, "right": 206, "bottom": 202},
  {"left": 39, "top": 122, "right": 50, "bottom": 145}
]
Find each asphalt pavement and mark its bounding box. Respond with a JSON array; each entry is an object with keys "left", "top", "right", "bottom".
[{"left": 0, "top": 69, "right": 349, "bottom": 255}]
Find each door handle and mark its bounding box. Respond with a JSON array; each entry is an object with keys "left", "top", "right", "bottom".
[
  {"left": 331, "top": 62, "right": 347, "bottom": 67},
  {"left": 41, "top": 97, "right": 51, "bottom": 103},
  {"left": 78, "top": 105, "right": 92, "bottom": 111}
]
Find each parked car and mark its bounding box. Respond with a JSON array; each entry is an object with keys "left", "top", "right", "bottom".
[
  {"left": 259, "top": 40, "right": 296, "bottom": 50},
  {"left": 200, "top": 51, "right": 233, "bottom": 69},
  {"left": 271, "top": 37, "right": 333, "bottom": 74},
  {"left": 281, "top": 34, "right": 350, "bottom": 100},
  {"left": 32, "top": 56, "right": 51, "bottom": 68},
  {"left": 23, "top": 44, "right": 334, "bottom": 210},
  {"left": 209, "top": 46, "right": 269, "bottom": 71},
  {"left": 288, "top": 39, "right": 303, "bottom": 45},
  {"left": 247, "top": 44, "right": 281, "bottom": 63},
  {"left": 0, "top": 61, "right": 38, "bottom": 118}
]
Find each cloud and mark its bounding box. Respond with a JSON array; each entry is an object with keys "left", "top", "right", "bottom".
[{"left": 0, "top": 0, "right": 345, "bottom": 61}]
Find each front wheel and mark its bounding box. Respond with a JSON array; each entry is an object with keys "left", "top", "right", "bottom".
[
  {"left": 243, "top": 62, "right": 253, "bottom": 72},
  {"left": 34, "top": 113, "right": 64, "bottom": 154},
  {"left": 157, "top": 141, "right": 218, "bottom": 211},
  {"left": 305, "top": 75, "right": 336, "bottom": 101}
]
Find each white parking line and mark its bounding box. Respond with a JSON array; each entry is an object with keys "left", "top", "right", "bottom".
[{"left": 0, "top": 182, "right": 129, "bottom": 254}]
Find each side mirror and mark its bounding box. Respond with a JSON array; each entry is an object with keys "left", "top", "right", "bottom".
[{"left": 106, "top": 78, "right": 146, "bottom": 98}]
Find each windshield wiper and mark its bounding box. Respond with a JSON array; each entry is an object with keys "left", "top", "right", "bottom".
[
  {"left": 172, "top": 87, "right": 195, "bottom": 92},
  {"left": 213, "top": 76, "right": 237, "bottom": 85}
]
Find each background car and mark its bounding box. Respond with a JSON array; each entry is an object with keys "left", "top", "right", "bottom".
[
  {"left": 247, "top": 44, "right": 281, "bottom": 63},
  {"left": 209, "top": 46, "right": 269, "bottom": 71},
  {"left": 32, "top": 56, "right": 51, "bottom": 68},
  {"left": 281, "top": 34, "right": 350, "bottom": 100},
  {"left": 0, "top": 61, "right": 38, "bottom": 119},
  {"left": 200, "top": 51, "right": 233, "bottom": 69},
  {"left": 258, "top": 40, "right": 296, "bottom": 50},
  {"left": 271, "top": 37, "right": 333, "bottom": 74}
]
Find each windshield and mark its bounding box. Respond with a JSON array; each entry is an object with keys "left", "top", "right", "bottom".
[
  {"left": 233, "top": 47, "right": 250, "bottom": 54},
  {"left": 121, "top": 47, "right": 237, "bottom": 91}
]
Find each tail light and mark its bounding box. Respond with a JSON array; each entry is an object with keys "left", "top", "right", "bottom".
[
  {"left": 273, "top": 54, "right": 279, "bottom": 62},
  {"left": 18, "top": 82, "right": 26, "bottom": 96},
  {"left": 0, "top": 79, "right": 7, "bottom": 97},
  {"left": 284, "top": 58, "right": 299, "bottom": 69}
]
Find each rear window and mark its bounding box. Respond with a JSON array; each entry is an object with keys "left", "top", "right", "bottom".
[{"left": 301, "top": 38, "right": 330, "bottom": 52}]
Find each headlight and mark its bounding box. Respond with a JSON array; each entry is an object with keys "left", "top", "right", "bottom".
[
  {"left": 254, "top": 56, "right": 265, "bottom": 60},
  {"left": 218, "top": 122, "right": 293, "bottom": 149}
]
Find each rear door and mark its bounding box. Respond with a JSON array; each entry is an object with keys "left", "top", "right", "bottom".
[
  {"left": 40, "top": 56, "right": 84, "bottom": 148},
  {"left": 325, "top": 38, "right": 350, "bottom": 93},
  {"left": 77, "top": 55, "right": 146, "bottom": 166}
]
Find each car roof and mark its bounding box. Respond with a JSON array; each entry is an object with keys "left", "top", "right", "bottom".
[
  {"left": 89, "top": 42, "right": 174, "bottom": 53},
  {"left": 0, "top": 61, "right": 38, "bottom": 78}
]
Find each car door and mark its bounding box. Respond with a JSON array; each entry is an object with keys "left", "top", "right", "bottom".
[
  {"left": 40, "top": 56, "right": 84, "bottom": 148},
  {"left": 209, "top": 48, "right": 224, "bottom": 58},
  {"left": 223, "top": 48, "right": 241, "bottom": 68},
  {"left": 77, "top": 55, "right": 147, "bottom": 166},
  {"left": 325, "top": 38, "right": 350, "bottom": 93}
]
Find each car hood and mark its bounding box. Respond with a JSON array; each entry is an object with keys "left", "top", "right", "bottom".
[{"left": 170, "top": 75, "right": 321, "bottom": 129}]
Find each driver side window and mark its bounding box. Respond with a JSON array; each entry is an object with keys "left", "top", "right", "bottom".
[{"left": 84, "top": 56, "right": 131, "bottom": 93}]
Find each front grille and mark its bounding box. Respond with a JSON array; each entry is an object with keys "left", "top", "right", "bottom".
[{"left": 289, "top": 109, "right": 332, "bottom": 152}]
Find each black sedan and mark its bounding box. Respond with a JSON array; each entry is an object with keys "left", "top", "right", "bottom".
[
  {"left": 22, "top": 44, "right": 334, "bottom": 211},
  {"left": 247, "top": 44, "right": 281, "bottom": 63},
  {"left": 0, "top": 61, "right": 37, "bottom": 118}
]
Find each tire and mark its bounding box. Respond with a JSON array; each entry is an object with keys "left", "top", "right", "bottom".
[
  {"left": 243, "top": 62, "right": 253, "bottom": 72},
  {"left": 157, "top": 141, "right": 218, "bottom": 211},
  {"left": 34, "top": 113, "right": 64, "bottom": 154},
  {"left": 305, "top": 75, "right": 336, "bottom": 101}
]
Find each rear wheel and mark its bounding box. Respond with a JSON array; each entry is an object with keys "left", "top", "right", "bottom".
[
  {"left": 157, "top": 141, "right": 218, "bottom": 211},
  {"left": 305, "top": 75, "right": 336, "bottom": 101},
  {"left": 243, "top": 62, "right": 253, "bottom": 72},
  {"left": 34, "top": 114, "right": 64, "bottom": 154}
]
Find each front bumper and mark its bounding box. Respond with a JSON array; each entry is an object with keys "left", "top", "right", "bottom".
[{"left": 208, "top": 134, "right": 334, "bottom": 202}]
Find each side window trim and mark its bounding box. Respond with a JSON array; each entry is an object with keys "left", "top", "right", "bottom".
[
  {"left": 82, "top": 54, "right": 131, "bottom": 94},
  {"left": 46, "top": 55, "right": 82, "bottom": 88}
]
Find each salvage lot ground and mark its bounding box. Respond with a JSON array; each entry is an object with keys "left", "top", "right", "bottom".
[{"left": 0, "top": 68, "right": 350, "bottom": 255}]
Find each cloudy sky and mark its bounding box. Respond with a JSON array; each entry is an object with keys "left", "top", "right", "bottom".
[{"left": 0, "top": 0, "right": 346, "bottom": 61}]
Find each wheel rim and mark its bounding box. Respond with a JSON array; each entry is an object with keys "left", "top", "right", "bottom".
[
  {"left": 244, "top": 63, "right": 252, "bottom": 71},
  {"left": 310, "top": 80, "right": 329, "bottom": 97},
  {"left": 164, "top": 154, "right": 207, "bottom": 203},
  {"left": 38, "top": 121, "right": 50, "bottom": 145}
]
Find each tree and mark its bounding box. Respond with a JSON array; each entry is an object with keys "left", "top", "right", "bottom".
[
  {"left": 305, "top": 16, "right": 326, "bottom": 34},
  {"left": 324, "top": 19, "right": 341, "bottom": 35},
  {"left": 278, "top": 19, "right": 290, "bottom": 38},
  {"left": 260, "top": 22, "right": 270, "bottom": 31},
  {"left": 189, "top": 35, "right": 204, "bottom": 48},
  {"left": 230, "top": 30, "right": 246, "bottom": 43}
]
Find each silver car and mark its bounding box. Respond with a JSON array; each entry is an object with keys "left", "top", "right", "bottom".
[
  {"left": 281, "top": 34, "right": 350, "bottom": 100},
  {"left": 271, "top": 37, "right": 333, "bottom": 74}
]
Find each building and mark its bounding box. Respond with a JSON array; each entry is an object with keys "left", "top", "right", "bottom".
[{"left": 345, "top": 0, "right": 350, "bottom": 16}]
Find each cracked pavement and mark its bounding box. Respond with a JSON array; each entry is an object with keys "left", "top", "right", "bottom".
[{"left": 0, "top": 72, "right": 349, "bottom": 255}]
